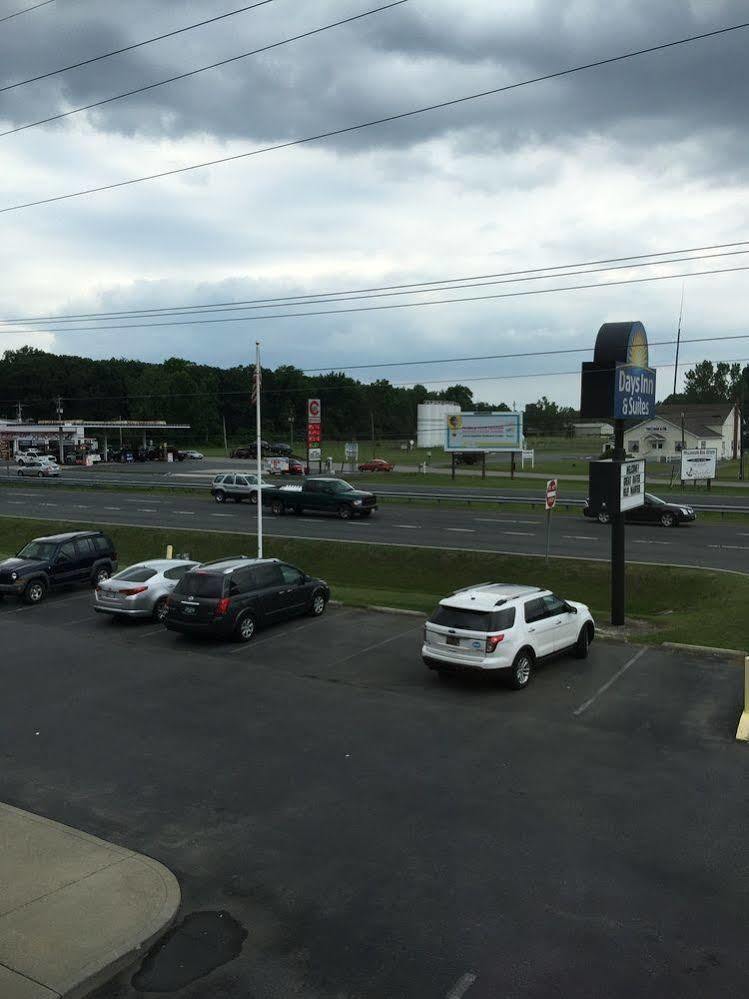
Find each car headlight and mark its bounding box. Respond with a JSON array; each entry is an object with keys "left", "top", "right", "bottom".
[
  {"left": 11, "top": 572, "right": 17, "bottom": 581},
  {"left": 681, "top": 508, "right": 690, "bottom": 516},
  {"left": 353, "top": 499, "right": 362, "bottom": 505}
]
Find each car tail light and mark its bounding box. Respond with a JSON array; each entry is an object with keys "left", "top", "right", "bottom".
[
  {"left": 121, "top": 586, "right": 148, "bottom": 596},
  {"left": 485, "top": 634, "right": 505, "bottom": 652},
  {"left": 214, "top": 597, "right": 230, "bottom": 617}
]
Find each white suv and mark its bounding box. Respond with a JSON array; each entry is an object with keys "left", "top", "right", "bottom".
[{"left": 422, "top": 583, "right": 595, "bottom": 689}]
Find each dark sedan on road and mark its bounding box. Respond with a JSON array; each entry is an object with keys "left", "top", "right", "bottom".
[{"left": 584, "top": 492, "right": 696, "bottom": 527}]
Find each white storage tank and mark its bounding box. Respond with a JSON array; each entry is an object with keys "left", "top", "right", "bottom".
[{"left": 417, "top": 401, "right": 461, "bottom": 448}]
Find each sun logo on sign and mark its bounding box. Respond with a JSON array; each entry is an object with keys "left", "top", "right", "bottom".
[{"left": 627, "top": 327, "right": 649, "bottom": 368}]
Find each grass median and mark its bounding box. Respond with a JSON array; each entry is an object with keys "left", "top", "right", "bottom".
[{"left": 0, "top": 516, "right": 746, "bottom": 650}]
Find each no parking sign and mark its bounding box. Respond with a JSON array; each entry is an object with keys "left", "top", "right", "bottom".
[{"left": 545, "top": 478, "right": 558, "bottom": 510}]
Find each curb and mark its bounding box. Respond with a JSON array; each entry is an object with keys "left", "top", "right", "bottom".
[
  {"left": 662, "top": 642, "right": 747, "bottom": 664},
  {"left": 0, "top": 803, "right": 180, "bottom": 999}
]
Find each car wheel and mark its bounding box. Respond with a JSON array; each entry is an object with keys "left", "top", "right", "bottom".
[
  {"left": 23, "top": 579, "right": 46, "bottom": 605},
  {"left": 214, "top": 491, "right": 226, "bottom": 503},
  {"left": 271, "top": 499, "right": 285, "bottom": 516},
  {"left": 235, "top": 612, "right": 256, "bottom": 642},
  {"left": 37, "top": 471, "right": 43, "bottom": 477},
  {"left": 338, "top": 504, "right": 353, "bottom": 520},
  {"left": 508, "top": 649, "right": 533, "bottom": 690},
  {"left": 661, "top": 512, "right": 676, "bottom": 528},
  {"left": 250, "top": 492, "right": 258, "bottom": 505},
  {"left": 597, "top": 511, "right": 610, "bottom": 525},
  {"left": 17, "top": 470, "right": 23, "bottom": 476},
  {"left": 153, "top": 597, "right": 169, "bottom": 624},
  {"left": 309, "top": 590, "right": 326, "bottom": 617},
  {"left": 574, "top": 626, "right": 591, "bottom": 659},
  {"left": 92, "top": 567, "right": 110, "bottom": 587}
]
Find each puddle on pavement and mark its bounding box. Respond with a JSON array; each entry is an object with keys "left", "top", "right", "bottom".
[{"left": 132, "top": 910, "right": 247, "bottom": 992}]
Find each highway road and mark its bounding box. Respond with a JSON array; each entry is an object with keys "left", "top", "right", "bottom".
[
  {"left": 2, "top": 483, "right": 748, "bottom": 573},
  {"left": 3, "top": 459, "right": 749, "bottom": 510}
]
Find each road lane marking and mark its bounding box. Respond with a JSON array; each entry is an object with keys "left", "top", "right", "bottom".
[
  {"left": 138, "top": 508, "right": 157, "bottom": 513},
  {"left": 396, "top": 524, "right": 420, "bottom": 529},
  {"left": 446, "top": 972, "right": 477, "bottom": 999},
  {"left": 446, "top": 528, "right": 474, "bottom": 533},
  {"left": 632, "top": 540, "right": 670, "bottom": 546},
  {"left": 211, "top": 513, "right": 232, "bottom": 518},
  {"left": 103, "top": 506, "right": 121, "bottom": 511},
  {"left": 172, "top": 510, "right": 195, "bottom": 515},
  {"left": 503, "top": 531, "right": 534, "bottom": 536},
  {"left": 563, "top": 535, "right": 598, "bottom": 541},
  {"left": 7, "top": 500, "right": 23, "bottom": 504},
  {"left": 573, "top": 648, "right": 648, "bottom": 717},
  {"left": 708, "top": 544, "right": 749, "bottom": 550}
]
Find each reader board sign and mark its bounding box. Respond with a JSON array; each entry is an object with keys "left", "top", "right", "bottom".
[
  {"left": 266, "top": 457, "right": 289, "bottom": 474},
  {"left": 620, "top": 459, "right": 645, "bottom": 511},
  {"left": 681, "top": 447, "right": 717, "bottom": 481},
  {"left": 613, "top": 364, "right": 656, "bottom": 419},
  {"left": 445, "top": 412, "right": 523, "bottom": 452},
  {"left": 344, "top": 442, "right": 359, "bottom": 461}
]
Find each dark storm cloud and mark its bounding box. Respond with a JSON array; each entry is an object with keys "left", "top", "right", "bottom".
[{"left": 0, "top": 0, "right": 747, "bottom": 169}]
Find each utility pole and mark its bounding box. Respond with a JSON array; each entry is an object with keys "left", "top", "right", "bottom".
[
  {"left": 222, "top": 414, "right": 228, "bottom": 456},
  {"left": 673, "top": 283, "right": 685, "bottom": 396},
  {"left": 56, "top": 395, "right": 64, "bottom": 463},
  {"left": 370, "top": 410, "right": 376, "bottom": 459},
  {"left": 741, "top": 384, "right": 746, "bottom": 482},
  {"left": 16, "top": 400, "right": 23, "bottom": 423}
]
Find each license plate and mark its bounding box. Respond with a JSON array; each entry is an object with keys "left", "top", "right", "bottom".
[
  {"left": 446, "top": 635, "right": 460, "bottom": 646},
  {"left": 101, "top": 591, "right": 117, "bottom": 600},
  {"left": 182, "top": 605, "right": 196, "bottom": 616}
]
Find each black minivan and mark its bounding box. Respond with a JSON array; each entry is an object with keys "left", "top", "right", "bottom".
[{"left": 164, "top": 556, "right": 329, "bottom": 641}]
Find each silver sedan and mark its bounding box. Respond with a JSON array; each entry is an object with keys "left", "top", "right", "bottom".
[
  {"left": 93, "top": 559, "right": 199, "bottom": 622},
  {"left": 17, "top": 461, "right": 60, "bottom": 478}
]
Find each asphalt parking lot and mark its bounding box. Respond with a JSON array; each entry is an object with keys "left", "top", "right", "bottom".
[{"left": 0, "top": 590, "right": 746, "bottom": 998}]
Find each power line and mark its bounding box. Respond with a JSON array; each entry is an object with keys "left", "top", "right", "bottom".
[
  {"left": 3, "top": 18, "right": 748, "bottom": 213},
  {"left": 0, "top": 0, "right": 275, "bottom": 93},
  {"left": 4, "top": 240, "right": 748, "bottom": 327},
  {"left": 0, "top": 0, "right": 54, "bottom": 25},
  {"left": 0, "top": 0, "right": 410, "bottom": 138},
  {"left": 4, "top": 248, "right": 748, "bottom": 328},
  {"left": 3, "top": 262, "right": 749, "bottom": 335}
]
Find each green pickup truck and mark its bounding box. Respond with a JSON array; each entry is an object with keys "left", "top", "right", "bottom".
[{"left": 268, "top": 477, "right": 378, "bottom": 520}]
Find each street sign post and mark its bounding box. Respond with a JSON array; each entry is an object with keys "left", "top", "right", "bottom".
[
  {"left": 581, "top": 322, "right": 656, "bottom": 626},
  {"left": 545, "top": 478, "right": 557, "bottom": 563}
]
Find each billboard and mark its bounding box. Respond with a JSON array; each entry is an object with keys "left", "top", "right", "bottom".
[
  {"left": 681, "top": 448, "right": 717, "bottom": 481},
  {"left": 613, "top": 364, "right": 656, "bottom": 419},
  {"left": 444, "top": 412, "right": 523, "bottom": 452}
]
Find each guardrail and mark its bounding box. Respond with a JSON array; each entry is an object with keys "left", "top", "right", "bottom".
[{"left": 2, "top": 474, "right": 749, "bottom": 515}]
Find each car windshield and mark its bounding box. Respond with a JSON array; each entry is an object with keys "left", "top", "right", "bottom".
[
  {"left": 17, "top": 541, "right": 58, "bottom": 560},
  {"left": 113, "top": 566, "right": 158, "bottom": 582},
  {"left": 175, "top": 572, "right": 224, "bottom": 598},
  {"left": 329, "top": 481, "right": 355, "bottom": 493},
  {"left": 645, "top": 493, "right": 665, "bottom": 505},
  {"left": 429, "top": 605, "right": 516, "bottom": 632}
]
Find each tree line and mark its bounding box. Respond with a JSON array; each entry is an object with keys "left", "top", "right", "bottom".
[{"left": 0, "top": 347, "right": 507, "bottom": 444}]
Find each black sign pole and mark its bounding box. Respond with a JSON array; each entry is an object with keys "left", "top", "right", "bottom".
[{"left": 611, "top": 418, "right": 626, "bottom": 626}]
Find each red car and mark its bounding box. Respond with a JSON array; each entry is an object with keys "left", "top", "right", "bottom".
[
  {"left": 283, "top": 458, "right": 307, "bottom": 475},
  {"left": 358, "top": 458, "right": 394, "bottom": 472}
]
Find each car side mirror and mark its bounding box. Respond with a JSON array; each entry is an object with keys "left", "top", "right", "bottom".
[{"left": 567, "top": 604, "right": 577, "bottom": 614}]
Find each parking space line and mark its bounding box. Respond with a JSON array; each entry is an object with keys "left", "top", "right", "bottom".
[
  {"left": 228, "top": 618, "right": 321, "bottom": 653},
  {"left": 62, "top": 615, "right": 97, "bottom": 626},
  {"left": 329, "top": 624, "right": 421, "bottom": 669},
  {"left": 14, "top": 593, "right": 90, "bottom": 614},
  {"left": 573, "top": 648, "right": 648, "bottom": 717},
  {"left": 446, "top": 972, "right": 477, "bottom": 999}
]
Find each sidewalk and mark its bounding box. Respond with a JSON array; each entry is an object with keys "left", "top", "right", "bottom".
[{"left": 0, "top": 803, "right": 180, "bottom": 999}]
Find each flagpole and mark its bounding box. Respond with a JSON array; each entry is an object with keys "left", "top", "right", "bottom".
[{"left": 255, "top": 341, "right": 263, "bottom": 559}]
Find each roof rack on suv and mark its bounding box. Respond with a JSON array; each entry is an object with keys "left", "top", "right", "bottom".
[{"left": 198, "top": 555, "right": 254, "bottom": 567}]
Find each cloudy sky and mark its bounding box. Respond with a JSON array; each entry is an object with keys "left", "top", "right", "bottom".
[{"left": 0, "top": 0, "right": 748, "bottom": 408}]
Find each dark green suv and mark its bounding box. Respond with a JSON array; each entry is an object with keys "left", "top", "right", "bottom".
[{"left": 268, "top": 477, "right": 377, "bottom": 520}]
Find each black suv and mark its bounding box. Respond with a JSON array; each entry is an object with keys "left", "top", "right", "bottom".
[
  {"left": 0, "top": 531, "right": 118, "bottom": 605},
  {"left": 164, "top": 556, "right": 330, "bottom": 642}
]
